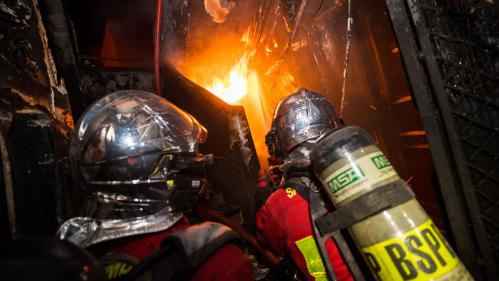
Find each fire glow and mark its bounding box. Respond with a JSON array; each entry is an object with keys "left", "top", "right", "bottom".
[
  {"left": 187, "top": 50, "right": 272, "bottom": 167},
  {"left": 206, "top": 53, "right": 250, "bottom": 104},
  {"left": 179, "top": 29, "right": 297, "bottom": 168}
]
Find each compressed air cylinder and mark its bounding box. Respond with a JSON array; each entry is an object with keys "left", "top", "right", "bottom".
[{"left": 310, "top": 126, "right": 473, "bottom": 281}]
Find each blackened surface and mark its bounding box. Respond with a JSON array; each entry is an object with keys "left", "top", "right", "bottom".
[
  {"left": 0, "top": 0, "right": 72, "bottom": 133},
  {"left": 1, "top": 0, "right": 42, "bottom": 93},
  {"left": 388, "top": 0, "right": 499, "bottom": 279},
  {"left": 161, "top": 0, "right": 188, "bottom": 70},
  {"left": 415, "top": 1, "right": 499, "bottom": 279},
  {"left": 0, "top": 89, "right": 14, "bottom": 239},
  {"left": 160, "top": 62, "right": 259, "bottom": 227},
  {"left": 0, "top": 89, "right": 60, "bottom": 236},
  {"left": 0, "top": 0, "right": 72, "bottom": 236},
  {"left": 8, "top": 109, "right": 59, "bottom": 235},
  {"left": 38, "top": 0, "right": 84, "bottom": 119},
  {"left": 0, "top": 144, "right": 8, "bottom": 239},
  {"left": 0, "top": 0, "right": 44, "bottom": 120},
  {"left": 79, "top": 68, "right": 155, "bottom": 109}
]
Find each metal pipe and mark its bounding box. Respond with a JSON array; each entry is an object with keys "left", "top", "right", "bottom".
[{"left": 154, "top": 0, "right": 163, "bottom": 95}]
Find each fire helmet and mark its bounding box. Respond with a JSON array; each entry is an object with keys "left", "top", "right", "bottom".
[
  {"left": 69, "top": 90, "right": 212, "bottom": 216},
  {"left": 266, "top": 88, "right": 340, "bottom": 158}
]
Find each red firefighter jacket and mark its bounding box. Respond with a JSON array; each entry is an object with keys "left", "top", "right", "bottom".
[
  {"left": 257, "top": 188, "right": 354, "bottom": 281},
  {"left": 92, "top": 217, "right": 253, "bottom": 281}
]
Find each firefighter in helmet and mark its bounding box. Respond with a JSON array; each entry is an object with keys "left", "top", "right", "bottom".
[
  {"left": 57, "top": 90, "right": 253, "bottom": 281},
  {"left": 256, "top": 88, "right": 353, "bottom": 281}
]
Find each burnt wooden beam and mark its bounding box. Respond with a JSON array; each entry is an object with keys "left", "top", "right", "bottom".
[{"left": 39, "top": 0, "right": 84, "bottom": 119}]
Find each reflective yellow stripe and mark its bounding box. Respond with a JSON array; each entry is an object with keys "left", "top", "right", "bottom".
[{"left": 295, "top": 235, "right": 328, "bottom": 281}]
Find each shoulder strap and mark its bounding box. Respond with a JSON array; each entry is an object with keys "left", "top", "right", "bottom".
[
  {"left": 279, "top": 173, "right": 319, "bottom": 201},
  {"left": 123, "top": 222, "right": 240, "bottom": 281},
  {"left": 280, "top": 180, "right": 310, "bottom": 201},
  {"left": 163, "top": 221, "right": 241, "bottom": 270}
]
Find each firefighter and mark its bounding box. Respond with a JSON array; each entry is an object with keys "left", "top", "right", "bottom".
[
  {"left": 57, "top": 90, "right": 253, "bottom": 281},
  {"left": 256, "top": 88, "right": 354, "bottom": 281}
]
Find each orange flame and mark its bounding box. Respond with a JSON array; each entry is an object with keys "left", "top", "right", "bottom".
[
  {"left": 179, "top": 27, "right": 298, "bottom": 168},
  {"left": 206, "top": 54, "right": 250, "bottom": 104},
  {"left": 191, "top": 51, "right": 272, "bottom": 168}
]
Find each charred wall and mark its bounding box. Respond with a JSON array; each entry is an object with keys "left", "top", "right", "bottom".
[
  {"left": 387, "top": 0, "right": 499, "bottom": 279},
  {"left": 0, "top": 0, "right": 73, "bottom": 238}
]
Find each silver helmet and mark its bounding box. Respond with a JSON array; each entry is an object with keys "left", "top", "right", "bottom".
[
  {"left": 69, "top": 90, "right": 211, "bottom": 218},
  {"left": 266, "top": 88, "right": 340, "bottom": 158}
]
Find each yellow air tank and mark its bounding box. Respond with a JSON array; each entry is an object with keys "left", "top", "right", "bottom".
[{"left": 310, "top": 126, "right": 473, "bottom": 281}]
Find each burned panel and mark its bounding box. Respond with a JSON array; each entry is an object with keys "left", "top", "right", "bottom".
[
  {"left": 79, "top": 68, "right": 155, "bottom": 107},
  {"left": 8, "top": 108, "right": 59, "bottom": 236},
  {"left": 0, "top": 0, "right": 72, "bottom": 133},
  {"left": 387, "top": 0, "right": 499, "bottom": 279},
  {"left": 412, "top": 2, "right": 499, "bottom": 279},
  {"left": 0, "top": 0, "right": 73, "bottom": 237},
  {"left": 0, "top": 90, "right": 15, "bottom": 239},
  {"left": 0, "top": 89, "right": 62, "bottom": 237},
  {"left": 159, "top": 62, "right": 259, "bottom": 227}
]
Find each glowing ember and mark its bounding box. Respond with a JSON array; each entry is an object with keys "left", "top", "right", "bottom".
[{"left": 206, "top": 54, "right": 250, "bottom": 104}]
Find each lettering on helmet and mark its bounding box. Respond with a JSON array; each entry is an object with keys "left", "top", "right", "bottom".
[{"left": 362, "top": 220, "right": 461, "bottom": 281}]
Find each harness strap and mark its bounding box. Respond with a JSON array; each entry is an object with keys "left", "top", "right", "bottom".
[
  {"left": 315, "top": 180, "right": 414, "bottom": 235},
  {"left": 120, "top": 222, "right": 240, "bottom": 281},
  {"left": 309, "top": 189, "right": 338, "bottom": 281},
  {"left": 279, "top": 180, "right": 310, "bottom": 201},
  {"left": 279, "top": 176, "right": 337, "bottom": 281},
  {"left": 281, "top": 175, "right": 365, "bottom": 281}
]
